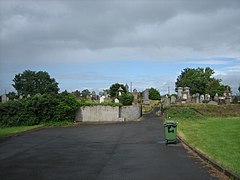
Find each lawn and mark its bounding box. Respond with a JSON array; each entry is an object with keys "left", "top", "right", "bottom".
[
  {"left": 167, "top": 105, "right": 240, "bottom": 176},
  {"left": 0, "top": 125, "right": 43, "bottom": 138}
]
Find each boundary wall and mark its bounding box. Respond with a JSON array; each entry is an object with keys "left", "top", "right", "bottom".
[{"left": 75, "top": 105, "right": 142, "bottom": 122}]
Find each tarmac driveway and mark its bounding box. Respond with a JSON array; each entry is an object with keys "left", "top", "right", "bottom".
[{"left": 0, "top": 108, "right": 220, "bottom": 180}]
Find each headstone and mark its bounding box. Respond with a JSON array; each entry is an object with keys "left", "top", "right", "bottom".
[
  {"left": 205, "top": 94, "right": 210, "bottom": 101},
  {"left": 143, "top": 89, "right": 150, "bottom": 105},
  {"left": 200, "top": 94, "right": 204, "bottom": 103},
  {"left": 182, "top": 93, "right": 187, "bottom": 100},
  {"left": 177, "top": 87, "right": 183, "bottom": 99},
  {"left": 100, "top": 96, "right": 105, "bottom": 103},
  {"left": 19, "top": 95, "right": 23, "bottom": 100},
  {"left": 214, "top": 93, "right": 219, "bottom": 102},
  {"left": 162, "top": 96, "right": 170, "bottom": 109},
  {"left": 186, "top": 95, "right": 192, "bottom": 103},
  {"left": 1, "top": 94, "right": 8, "bottom": 103},
  {"left": 27, "top": 94, "right": 31, "bottom": 98},
  {"left": 196, "top": 93, "right": 200, "bottom": 103},
  {"left": 184, "top": 87, "right": 190, "bottom": 97},
  {"left": 114, "top": 98, "right": 119, "bottom": 103},
  {"left": 218, "top": 96, "right": 225, "bottom": 104},
  {"left": 170, "top": 96, "right": 176, "bottom": 104}
]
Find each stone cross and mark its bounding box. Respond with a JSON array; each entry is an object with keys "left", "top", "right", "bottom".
[{"left": 170, "top": 96, "right": 176, "bottom": 104}]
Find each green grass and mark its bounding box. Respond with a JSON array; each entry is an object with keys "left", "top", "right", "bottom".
[
  {"left": 167, "top": 105, "right": 240, "bottom": 176},
  {"left": 177, "top": 117, "right": 240, "bottom": 175},
  {"left": 0, "top": 125, "right": 43, "bottom": 137},
  {"left": 43, "top": 121, "right": 75, "bottom": 126}
]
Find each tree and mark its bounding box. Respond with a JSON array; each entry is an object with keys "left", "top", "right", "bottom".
[
  {"left": 12, "top": 70, "right": 59, "bottom": 97},
  {"left": 109, "top": 83, "right": 126, "bottom": 98},
  {"left": 81, "top": 89, "right": 91, "bottom": 99},
  {"left": 176, "top": 67, "right": 230, "bottom": 96},
  {"left": 149, "top": 88, "right": 161, "bottom": 100},
  {"left": 238, "top": 85, "right": 240, "bottom": 93}
]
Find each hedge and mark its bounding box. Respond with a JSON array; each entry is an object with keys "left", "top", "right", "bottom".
[{"left": 0, "top": 93, "right": 79, "bottom": 127}]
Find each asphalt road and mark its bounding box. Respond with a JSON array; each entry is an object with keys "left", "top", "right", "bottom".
[{"left": 0, "top": 108, "right": 220, "bottom": 180}]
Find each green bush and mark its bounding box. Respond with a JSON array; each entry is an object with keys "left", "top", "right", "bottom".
[
  {"left": 118, "top": 93, "right": 133, "bottom": 106},
  {"left": 0, "top": 92, "right": 79, "bottom": 127}
]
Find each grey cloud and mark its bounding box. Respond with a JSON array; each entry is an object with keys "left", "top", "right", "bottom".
[{"left": 1, "top": 0, "right": 240, "bottom": 65}]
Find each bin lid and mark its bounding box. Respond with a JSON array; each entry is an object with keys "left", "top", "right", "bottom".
[{"left": 164, "top": 120, "right": 177, "bottom": 125}]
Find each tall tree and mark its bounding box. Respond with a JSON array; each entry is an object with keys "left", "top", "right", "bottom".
[
  {"left": 176, "top": 67, "right": 230, "bottom": 96},
  {"left": 149, "top": 88, "right": 161, "bottom": 100},
  {"left": 238, "top": 85, "right": 240, "bottom": 93},
  {"left": 12, "top": 70, "right": 59, "bottom": 97},
  {"left": 109, "top": 83, "right": 126, "bottom": 98}
]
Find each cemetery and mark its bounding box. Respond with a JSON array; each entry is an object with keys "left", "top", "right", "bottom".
[{"left": 0, "top": 69, "right": 240, "bottom": 179}]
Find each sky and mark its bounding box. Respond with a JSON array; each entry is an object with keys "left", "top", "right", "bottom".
[{"left": 0, "top": 0, "right": 240, "bottom": 95}]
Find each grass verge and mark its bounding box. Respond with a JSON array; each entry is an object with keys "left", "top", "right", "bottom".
[
  {"left": 0, "top": 125, "right": 43, "bottom": 138},
  {"left": 0, "top": 121, "right": 76, "bottom": 138},
  {"left": 167, "top": 105, "right": 240, "bottom": 176},
  {"left": 177, "top": 117, "right": 240, "bottom": 176}
]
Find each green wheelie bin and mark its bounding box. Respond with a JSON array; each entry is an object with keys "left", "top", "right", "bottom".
[{"left": 164, "top": 120, "right": 177, "bottom": 144}]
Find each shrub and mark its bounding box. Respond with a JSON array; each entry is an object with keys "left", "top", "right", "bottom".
[
  {"left": 0, "top": 92, "right": 79, "bottom": 127},
  {"left": 118, "top": 93, "right": 133, "bottom": 106}
]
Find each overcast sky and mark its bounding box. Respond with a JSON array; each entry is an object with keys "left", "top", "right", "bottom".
[{"left": 0, "top": 0, "right": 240, "bottom": 95}]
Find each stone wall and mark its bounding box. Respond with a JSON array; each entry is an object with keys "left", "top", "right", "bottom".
[
  {"left": 120, "top": 105, "right": 142, "bottom": 121},
  {"left": 75, "top": 106, "right": 120, "bottom": 122},
  {"left": 75, "top": 105, "right": 142, "bottom": 122}
]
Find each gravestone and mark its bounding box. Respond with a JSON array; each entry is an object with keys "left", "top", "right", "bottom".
[
  {"left": 182, "top": 92, "right": 187, "bottom": 100},
  {"left": 214, "top": 93, "right": 219, "bottom": 102},
  {"left": 170, "top": 96, "right": 176, "bottom": 104},
  {"left": 200, "top": 94, "right": 204, "bottom": 103},
  {"left": 100, "top": 96, "right": 105, "bottom": 103},
  {"left": 1, "top": 94, "right": 8, "bottom": 103},
  {"left": 186, "top": 95, "right": 192, "bottom": 103},
  {"left": 177, "top": 87, "right": 183, "bottom": 99},
  {"left": 162, "top": 96, "right": 170, "bottom": 109},
  {"left": 205, "top": 94, "right": 210, "bottom": 101},
  {"left": 184, "top": 87, "right": 190, "bottom": 97},
  {"left": 114, "top": 98, "right": 119, "bottom": 103},
  {"left": 196, "top": 93, "right": 200, "bottom": 103},
  {"left": 143, "top": 89, "right": 150, "bottom": 105}
]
